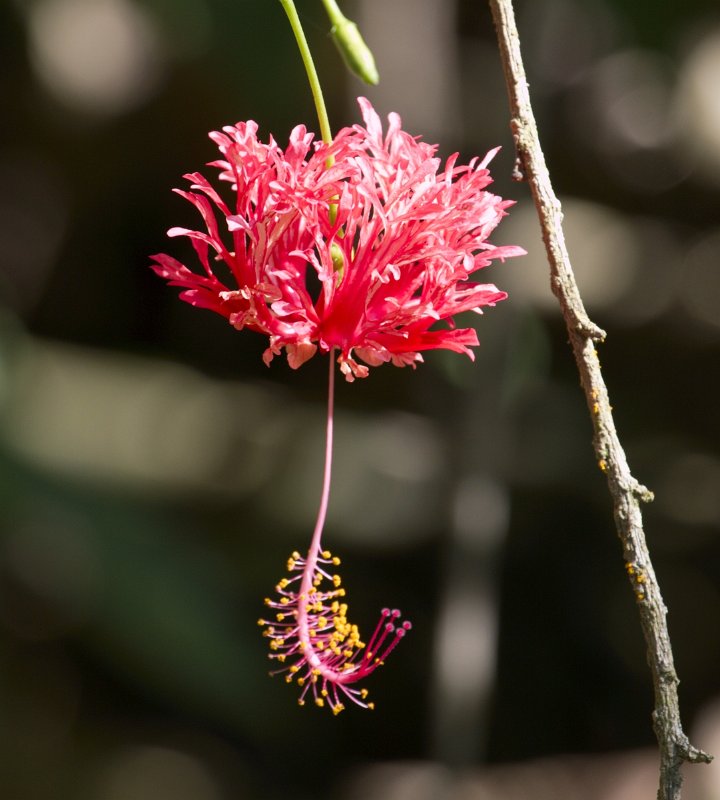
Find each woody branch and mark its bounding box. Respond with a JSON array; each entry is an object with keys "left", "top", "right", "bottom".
[{"left": 487, "top": 2, "right": 712, "bottom": 798}]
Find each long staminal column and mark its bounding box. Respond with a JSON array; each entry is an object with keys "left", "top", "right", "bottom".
[{"left": 258, "top": 354, "right": 411, "bottom": 714}]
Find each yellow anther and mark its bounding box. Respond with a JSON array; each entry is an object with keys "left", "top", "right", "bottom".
[
  {"left": 322, "top": 550, "right": 332, "bottom": 559},
  {"left": 360, "top": 689, "right": 369, "bottom": 699},
  {"left": 333, "top": 575, "right": 342, "bottom": 587},
  {"left": 332, "top": 704, "right": 345, "bottom": 716},
  {"left": 277, "top": 578, "right": 289, "bottom": 589},
  {"left": 321, "top": 688, "right": 328, "bottom": 697},
  {"left": 315, "top": 697, "right": 325, "bottom": 707},
  {"left": 285, "top": 675, "right": 293, "bottom": 683},
  {"left": 332, "top": 556, "right": 341, "bottom": 565},
  {"left": 367, "top": 702, "right": 375, "bottom": 710},
  {"left": 257, "top": 619, "right": 265, "bottom": 626},
  {"left": 277, "top": 654, "right": 286, "bottom": 662},
  {"left": 297, "top": 677, "right": 304, "bottom": 686},
  {"left": 298, "top": 699, "right": 305, "bottom": 706},
  {"left": 598, "top": 459, "right": 608, "bottom": 472},
  {"left": 276, "top": 613, "right": 285, "bottom": 621}
]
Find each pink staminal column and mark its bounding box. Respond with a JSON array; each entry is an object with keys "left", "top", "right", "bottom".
[{"left": 258, "top": 354, "right": 411, "bottom": 713}]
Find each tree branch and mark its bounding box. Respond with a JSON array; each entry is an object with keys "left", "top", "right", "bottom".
[{"left": 487, "top": 2, "right": 713, "bottom": 798}]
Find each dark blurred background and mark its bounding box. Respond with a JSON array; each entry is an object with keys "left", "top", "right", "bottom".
[{"left": 1, "top": 0, "right": 720, "bottom": 798}]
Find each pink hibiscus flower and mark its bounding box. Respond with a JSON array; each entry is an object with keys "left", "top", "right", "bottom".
[
  {"left": 151, "top": 97, "right": 524, "bottom": 381},
  {"left": 153, "top": 99, "right": 524, "bottom": 713}
]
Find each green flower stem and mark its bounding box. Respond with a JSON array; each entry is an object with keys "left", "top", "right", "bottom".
[
  {"left": 319, "top": 0, "right": 344, "bottom": 28},
  {"left": 278, "top": 0, "right": 333, "bottom": 145},
  {"left": 278, "top": 0, "right": 342, "bottom": 264}
]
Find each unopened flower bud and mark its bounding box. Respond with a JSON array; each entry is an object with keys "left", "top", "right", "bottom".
[{"left": 324, "top": 0, "right": 379, "bottom": 85}]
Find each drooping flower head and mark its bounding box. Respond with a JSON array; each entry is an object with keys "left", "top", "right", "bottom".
[
  {"left": 151, "top": 97, "right": 524, "bottom": 381},
  {"left": 152, "top": 98, "right": 523, "bottom": 712}
]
